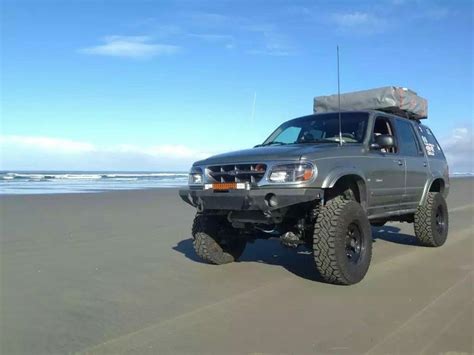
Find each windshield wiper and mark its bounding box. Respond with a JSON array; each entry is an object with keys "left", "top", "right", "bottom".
[
  {"left": 298, "top": 139, "right": 340, "bottom": 144},
  {"left": 255, "top": 141, "right": 288, "bottom": 147}
]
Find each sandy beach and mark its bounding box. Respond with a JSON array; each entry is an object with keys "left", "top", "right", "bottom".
[{"left": 1, "top": 178, "right": 473, "bottom": 354}]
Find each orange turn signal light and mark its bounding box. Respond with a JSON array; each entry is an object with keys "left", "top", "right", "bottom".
[
  {"left": 212, "top": 182, "right": 237, "bottom": 190},
  {"left": 303, "top": 168, "right": 313, "bottom": 181}
]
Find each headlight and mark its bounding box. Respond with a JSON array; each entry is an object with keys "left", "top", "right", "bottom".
[
  {"left": 188, "top": 167, "right": 203, "bottom": 185},
  {"left": 267, "top": 163, "right": 315, "bottom": 183}
]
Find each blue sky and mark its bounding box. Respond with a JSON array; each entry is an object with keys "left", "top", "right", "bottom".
[{"left": 1, "top": 0, "right": 472, "bottom": 171}]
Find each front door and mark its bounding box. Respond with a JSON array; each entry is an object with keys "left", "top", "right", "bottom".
[{"left": 366, "top": 116, "right": 405, "bottom": 214}]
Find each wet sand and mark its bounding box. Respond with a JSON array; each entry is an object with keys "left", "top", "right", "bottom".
[{"left": 1, "top": 178, "right": 473, "bottom": 354}]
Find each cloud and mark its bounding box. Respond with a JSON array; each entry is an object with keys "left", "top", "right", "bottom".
[
  {"left": 111, "top": 143, "right": 209, "bottom": 160},
  {"left": 0, "top": 135, "right": 95, "bottom": 153},
  {"left": 412, "top": 6, "right": 450, "bottom": 21},
  {"left": 285, "top": 5, "right": 312, "bottom": 16},
  {"left": 245, "top": 24, "right": 296, "bottom": 56},
  {"left": 389, "top": 0, "right": 451, "bottom": 20},
  {"left": 183, "top": 12, "right": 296, "bottom": 56},
  {"left": 131, "top": 20, "right": 184, "bottom": 37},
  {"left": 186, "top": 33, "right": 235, "bottom": 49},
  {"left": 79, "top": 36, "right": 180, "bottom": 58},
  {"left": 287, "top": 1, "right": 451, "bottom": 37},
  {"left": 332, "top": 12, "right": 375, "bottom": 26},
  {"left": 0, "top": 135, "right": 211, "bottom": 171},
  {"left": 187, "top": 33, "right": 233, "bottom": 42},
  {"left": 127, "top": 11, "right": 299, "bottom": 56},
  {"left": 3, "top": 127, "right": 471, "bottom": 172},
  {"left": 186, "top": 12, "right": 230, "bottom": 27},
  {"left": 329, "top": 11, "right": 387, "bottom": 34},
  {"left": 439, "top": 126, "right": 473, "bottom": 173}
]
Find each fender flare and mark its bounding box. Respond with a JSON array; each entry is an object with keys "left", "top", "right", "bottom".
[
  {"left": 420, "top": 174, "right": 447, "bottom": 205},
  {"left": 321, "top": 167, "right": 368, "bottom": 209},
  {"left": 321, "top": 167, "right": 367, "bottom": 189}
]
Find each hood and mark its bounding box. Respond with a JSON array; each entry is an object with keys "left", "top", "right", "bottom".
[{"left": 195, "top": 143, "right": 343, "bottom": 165}]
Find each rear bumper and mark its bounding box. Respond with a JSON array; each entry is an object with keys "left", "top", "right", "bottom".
[{"left": 179, "top": 187, "right": 323, "bottom": 211}]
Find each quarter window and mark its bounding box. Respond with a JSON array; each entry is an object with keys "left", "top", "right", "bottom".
[{"left": 417, "top": 125, "right": 445, "bottom": 158}]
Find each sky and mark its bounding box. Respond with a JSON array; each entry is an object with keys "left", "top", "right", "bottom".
[{"left": 1, "top": 0, "right": 472, "bottom": 172}]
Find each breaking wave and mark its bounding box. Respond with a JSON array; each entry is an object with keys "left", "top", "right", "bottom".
[
  {"left": 0, "top": 171, "right": 189, "bottom": 194},
  {"left": 0, "top": 172, "right": 188, "bottom": 182}
]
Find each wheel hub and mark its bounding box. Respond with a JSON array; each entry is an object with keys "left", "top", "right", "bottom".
[
  {"left": 435, "top": 205, "right": 446, "bottom": 234},
  {"left": 345, "top": 223, "right": 363, "bottom": 263}
]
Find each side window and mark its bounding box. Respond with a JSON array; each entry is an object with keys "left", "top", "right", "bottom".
[
  {"left": 373, "top": 117, "right": 397, "bottom": 153},
  {"left": 395, "top": 119, "right": 421, "bottom": 157},
  {"left": 417, "top": 125, "right": 445, "bottom": 158}
]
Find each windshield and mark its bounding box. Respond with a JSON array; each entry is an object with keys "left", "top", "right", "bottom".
[{"left": 262, "top": 112, "right": 369, "bottom": 146}]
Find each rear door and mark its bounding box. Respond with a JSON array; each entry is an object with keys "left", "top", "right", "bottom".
[{"left": 394, "top": 118, "right": 429, "bottom": 209}]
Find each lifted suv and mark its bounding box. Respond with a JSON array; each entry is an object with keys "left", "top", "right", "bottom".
[{"left": 179, "top": 110, "right": 449, "bottom": 285}]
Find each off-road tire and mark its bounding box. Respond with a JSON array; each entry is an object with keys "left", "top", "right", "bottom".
[
  {"left": 414, "top": 192, "right": 449, "bottom": 247},
  {"left": 313, "top": 197, "right": 372, "bottom": 285},
  {"left": 192, "top": 214, "right": 246, "bottom": 264}
]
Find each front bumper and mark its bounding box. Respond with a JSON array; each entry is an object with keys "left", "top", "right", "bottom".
[{"left": 179, "top": 187, "right": 323, "bottom": 211}]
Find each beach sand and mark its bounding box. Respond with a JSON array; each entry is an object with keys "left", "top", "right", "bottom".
[{"left": 1, "top": 179, "right": 473, "bottom": 354}]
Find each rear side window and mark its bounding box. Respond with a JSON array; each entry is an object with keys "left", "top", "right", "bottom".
[
  {"left": 394, "top": 119, "right": 421, "bottom": 156},
  {"left": 417, "top": 124, "right": 445, "bottom": 158}
]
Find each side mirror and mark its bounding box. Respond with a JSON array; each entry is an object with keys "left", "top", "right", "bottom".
[{"left": 371, "top": 135, "right": 395, "bottom": 150}]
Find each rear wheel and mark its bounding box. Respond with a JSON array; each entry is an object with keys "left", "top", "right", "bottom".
[
  {"left": 192, "top": 214, "right": 246, "bottom": 264},
  {"left": 313, "top": 197, "right": 372, "bottom": 285},
  {"left": 414, "top": 192, "right": 449, "bottom": 247}
]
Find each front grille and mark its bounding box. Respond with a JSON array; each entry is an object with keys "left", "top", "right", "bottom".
[{"left": 207, "top": 164, "right": 267, "bottom": 184}]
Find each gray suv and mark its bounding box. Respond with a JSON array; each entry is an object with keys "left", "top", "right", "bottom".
[{"left": 179, "top": 110, "right": 449, "bottom": 285}]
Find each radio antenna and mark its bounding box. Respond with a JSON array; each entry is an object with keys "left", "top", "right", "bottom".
[{"left": 337, "top": 45, "right": 343, "bottom": 146}]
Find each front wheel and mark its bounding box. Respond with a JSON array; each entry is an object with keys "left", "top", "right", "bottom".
[
  {"left": 192, "top": 214, "right": 246, "bottom": 264},
  {"left": 313, "top": 197, "right": 372, "bottom": 285},
  {"left": 414, "top": 192, "right": 449, "bottom": 247}
]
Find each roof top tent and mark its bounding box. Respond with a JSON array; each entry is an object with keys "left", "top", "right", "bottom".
[{"left": 314, "top": 86, "right": 428, "bottom": 120}]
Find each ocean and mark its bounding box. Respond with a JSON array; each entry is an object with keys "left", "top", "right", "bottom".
[
  {"left": 0, "top": 171, "right": 188, "bottom": 195},
  {"left": 1, "top": 171, "right": 472, "bottom": 195}
]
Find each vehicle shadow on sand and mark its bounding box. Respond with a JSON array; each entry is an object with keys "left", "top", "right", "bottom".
[
  {"left": 373, "top": 225, "right": 420, "bottom": 246},
  {"left": 173, "top": 237, "right": 326, "bottom": 282},
  {"left": 173, "top": 226, "right": 421, "bottom": 283}
]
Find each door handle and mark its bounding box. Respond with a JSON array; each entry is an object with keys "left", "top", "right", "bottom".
[
  {"left": 423, "top": 162, "right": 427, "bottom": 167},
  {"left": 394, "top": 159, "right": 403, "bottom": 166}
]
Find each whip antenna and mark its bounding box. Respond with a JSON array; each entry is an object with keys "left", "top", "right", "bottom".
[{"left": 337, "top": 45, "right": 343, "bottom": 146}]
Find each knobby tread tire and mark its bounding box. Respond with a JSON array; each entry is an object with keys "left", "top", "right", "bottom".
[
  {"left": 313, "top": 196, "right": 372, "bottom": 285},
  {"left": 192, "top": 214, "right": 246, "bottom": 264},
  {"left": 414, "top": 192, "right": 449, "bottom": 247}
]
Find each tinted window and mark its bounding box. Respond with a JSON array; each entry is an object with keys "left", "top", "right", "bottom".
[
  {"left": 417, "top": 124, "right": 445, "bottom": 158},
  {"left": 395, "top": 119, "right": 420, "bottom": 156},
  {"left": 264, "top": 112, "right": 368, "bottom": 145}
]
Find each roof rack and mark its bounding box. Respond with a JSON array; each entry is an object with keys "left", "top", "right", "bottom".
[{"left": 314, "top": 86, "right": 428, "bottom": 120}]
